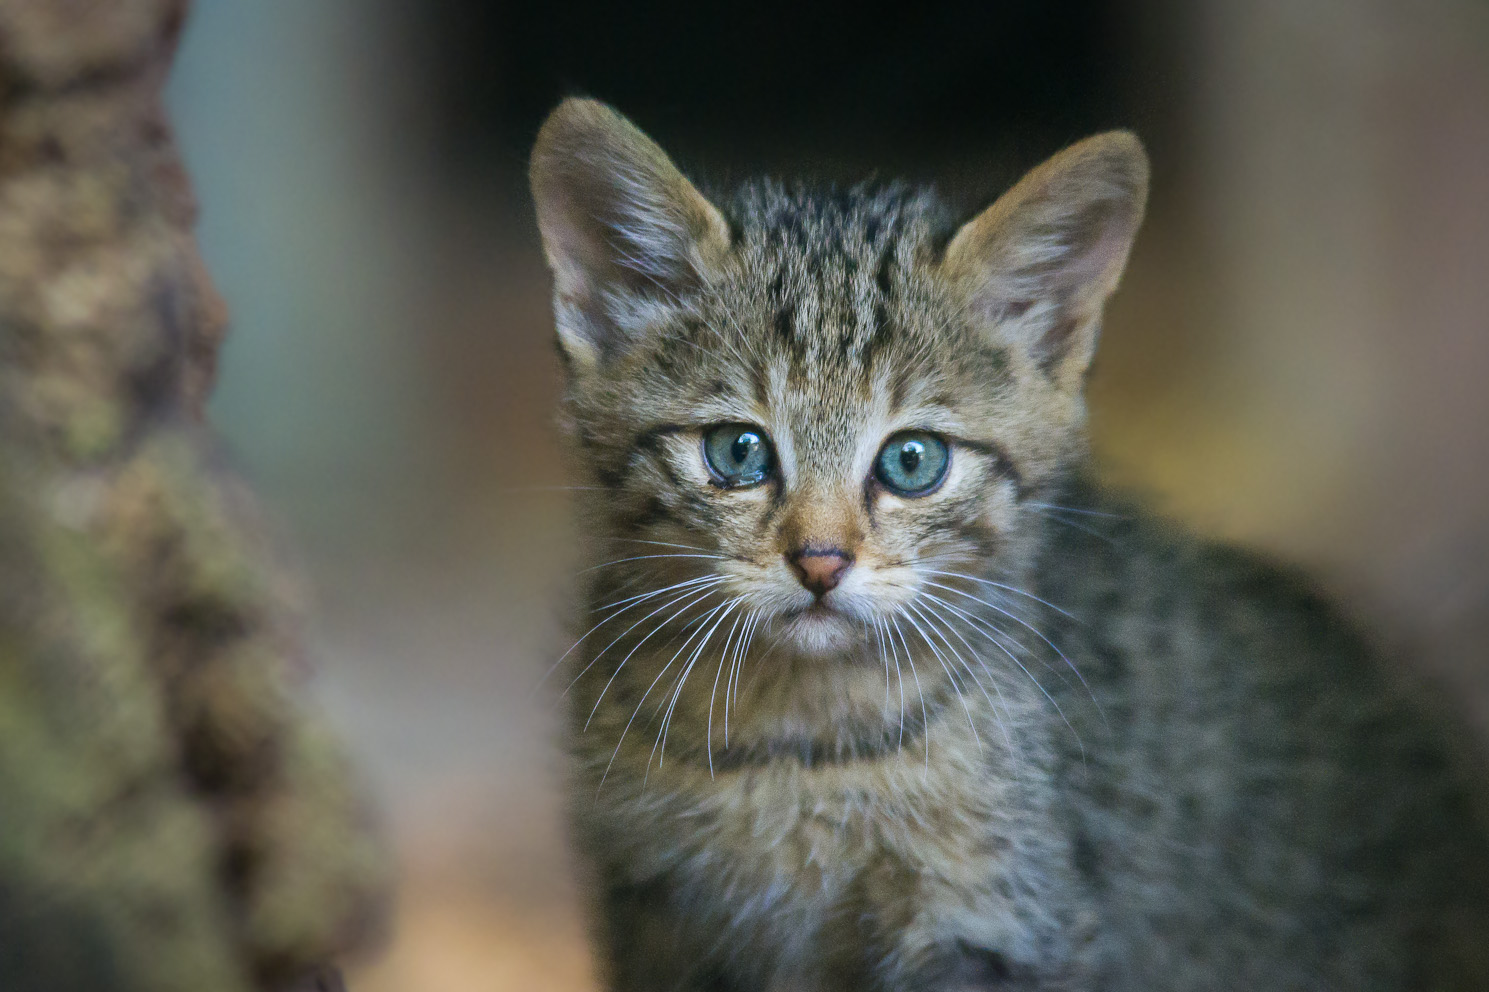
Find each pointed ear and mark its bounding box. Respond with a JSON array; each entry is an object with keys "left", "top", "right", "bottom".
[
  {"left": 940, "top": 131, "right": 1148, "bottom": 391},
  {"left": 530, "top": 98, "right": 732, "bottom": 371}
]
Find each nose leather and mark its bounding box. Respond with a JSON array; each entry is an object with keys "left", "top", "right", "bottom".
[{"left": 787, "top": 546, "right": 853, "bottom": 597}]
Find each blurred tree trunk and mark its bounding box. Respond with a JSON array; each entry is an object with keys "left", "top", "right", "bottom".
[{"left": 0, "top": 2, "right": 387, "bottom": 990}]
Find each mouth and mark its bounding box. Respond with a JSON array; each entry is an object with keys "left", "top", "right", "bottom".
[{"left": 775, "top": 601, "right": 857, "bottom": 654}]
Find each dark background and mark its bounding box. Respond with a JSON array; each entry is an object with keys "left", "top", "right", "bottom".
[
  {"left": 168, "top": 2, "right": 1489, "bottom": 987},
  {"left": 421, "top": 3, "right": 1138, "bottom": 172}
]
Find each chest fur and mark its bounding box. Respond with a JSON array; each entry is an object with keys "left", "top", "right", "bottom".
[{"left": 574, "top": 722, "right": 1084, "bottom": 986}]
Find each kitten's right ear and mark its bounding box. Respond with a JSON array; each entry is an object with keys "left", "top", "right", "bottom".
[{"left": 530, "top": 99, "right": 731, "bottom": 371}]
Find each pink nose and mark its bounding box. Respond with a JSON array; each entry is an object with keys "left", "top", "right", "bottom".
[{"left": 787, "top": 546, "right": 853, "bottom": 597}]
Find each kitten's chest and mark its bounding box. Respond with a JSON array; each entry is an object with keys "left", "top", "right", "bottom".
[
  {"left": 583, "top": 740, "right": 1080, "bottom": 986},
  {"left": 599, "top": 760, "right": 913, "bottom": 909}
]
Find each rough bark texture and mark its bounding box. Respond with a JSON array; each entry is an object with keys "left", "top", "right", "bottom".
[{"left": 0, "top": 2, "right": 388, "bottom": 990}]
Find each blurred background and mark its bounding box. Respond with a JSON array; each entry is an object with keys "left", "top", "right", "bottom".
[{"left": 166, "top": 2, "right": 1489, "bottom": 988}]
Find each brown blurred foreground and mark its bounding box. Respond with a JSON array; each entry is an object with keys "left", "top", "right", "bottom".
[{"left": 0, "top": 2, "right": 386, "bottom": 989}]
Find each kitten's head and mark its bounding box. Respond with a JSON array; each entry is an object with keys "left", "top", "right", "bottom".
[{"left": 532, "top": 99, "right": 1145, "bottom": 662}]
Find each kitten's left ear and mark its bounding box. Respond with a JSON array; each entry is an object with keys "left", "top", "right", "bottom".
[{"left": 940, "top": 132, "right": 1148, "bottom": 391}]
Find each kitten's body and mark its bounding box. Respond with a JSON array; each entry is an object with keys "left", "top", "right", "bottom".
[{"left": 532, "top": 100, "right": 1489, "bottom": 990}]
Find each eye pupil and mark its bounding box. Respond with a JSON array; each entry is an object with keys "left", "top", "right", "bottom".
[
  {"left": 899, "top": 441, "right": 923, "bottom": 474},
  {"left": 703, "top": 424, "right": 774, "bottom": 488},
  {"left": 731, "top": 432, "right": 758, "bottom": 465}
]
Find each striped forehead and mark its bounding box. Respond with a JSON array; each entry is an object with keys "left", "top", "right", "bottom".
[
  {"left": 763, "top": 347, "right": 877, "bottom": 483},
  {"left": 630, "top": 183, "right": 971, "bottom": 477},
  {"left": 721, "top": 187, "right": 941, "bottom": 478},
  {"left": 738, "top": 186, "right": 916, "bottom": 364}
]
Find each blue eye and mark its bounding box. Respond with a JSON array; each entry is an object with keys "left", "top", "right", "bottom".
[
  {"left": 875, "top": 431, "right": 949, "bottom": 496},
  {"left": 703, "top": 424, "right": 775, "bottom": 488}
]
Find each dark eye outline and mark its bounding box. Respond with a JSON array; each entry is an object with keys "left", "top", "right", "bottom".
[
  {"left": 873, "top": 430, "right": 951, "bottom": 497},
  {"left": 701, "top": 423, "right": 776, "bottom": 489}
]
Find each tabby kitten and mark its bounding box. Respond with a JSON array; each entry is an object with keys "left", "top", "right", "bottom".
[{"left": 529, "top": 98, "right": 1489, "bottom": 991}]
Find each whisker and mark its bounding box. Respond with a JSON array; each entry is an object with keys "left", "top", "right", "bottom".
[
  {"left": 531, "top": 575, "right": 719, "bottom": 698},
  {"left": 706, "top": 608, "right": 748, "bottom": 776},
  {"left": 1026, "top": 501, "right": 1127, "bottom": 519},
  {"left": 907, "top": 599, "right": 1003, "bottom": 751},
  {"left": 919, "top": 591, "right": 1073, "bottom": 693},
  {"left": 602, "top": 597, "right": 733, "bottom": 790},
  {"left": 610, "top": 537, "right": 721, "bottom": 553},
  {"left": 902, "top": 602, "right": 981, "bottom": 753},
  {"left": 724, "top": 609, "right": 760, "bottom": 747},
  {"left": 919, "top": 590, "right": 1086, "bottom": 764},
  {"left": 580, "top": 552, "right": 728, "bottom": 574},
  {"left": 735, "top": 617, "right": 786, "bottom": 702},
  {"left": 1031, "top": 508, "right": 1117, "bottom": 545},
  {"left": 918, "top": 568, "right": 1078, "bottom": 621},
  {"left": 593, "top": 573, "right": 719, "bottom": 612},
  {"left": 723, "top": 614, "right": 741, "bottom": 742},
  {"left": 727, "top": 610, "right": 760, "bottom": 729},
  {"left": 913, "top": 596, "right": 1018, "bottom": 754},
  {"left": 889, "top": 614, "right": 930, "bottom": 777},
  {"left": 925, "top": 580, "right": 1105, "bottom": 730},
  {"left": 581, "top": 585, "right": 720, "bottom": 725},
  {"left": 906, "top": 599, "right": 982, "bottom": 697},
  {"left": 878, "top": 616, "right": 907, "bottom": 752},
  {"left": 870, "top": 617, "right": 890, "bottom": 718},
  {"left": 654, "top": 597, "right": 741, "bottom": 776}
]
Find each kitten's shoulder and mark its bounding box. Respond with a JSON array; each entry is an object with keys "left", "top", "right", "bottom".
[
  {"left": 1040, "top": 473, "right": 1489, "bottom": 793},
  {"left": 1037, "top": 475, "right": 1359, "bottom": 644}
]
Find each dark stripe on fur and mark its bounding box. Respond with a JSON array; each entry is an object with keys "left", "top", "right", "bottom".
[{"left": 707, "top": 687, "right": 955, "bottom": 772}]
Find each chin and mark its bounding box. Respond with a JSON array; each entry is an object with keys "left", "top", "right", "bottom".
[{"left": 776, "top": 606, "right": 859, "bottom": 656}]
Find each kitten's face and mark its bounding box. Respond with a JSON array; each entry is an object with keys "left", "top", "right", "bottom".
[
  {"left": 562, "top": 220, "right": 1073, "bottom": 660},
  {"left": 532, "top": 99, "right": 1146, "bottom": 669}
]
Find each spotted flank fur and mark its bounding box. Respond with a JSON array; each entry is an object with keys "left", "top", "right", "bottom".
[{"left": 529, "top": 98, "right": 1489, "bottom": 991}]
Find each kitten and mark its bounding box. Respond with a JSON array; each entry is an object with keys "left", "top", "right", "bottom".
[{"left": 529, "top": 98, "right": 1489, "bottom": 991}]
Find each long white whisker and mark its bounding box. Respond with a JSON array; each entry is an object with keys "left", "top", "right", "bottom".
[
  {"left": 923, "top": 594, "right": 1071, "bottom": 693},
  {"left": 902, "top": 602, "right": 980, "bottom": 753},
  {"left": 912, "top": 596, "right": 1017, "bottom": 753},
  {"left": 1026, "top": 501, "right": 1127, "bottom": 519},
  {"left": 889, "top": 614, "right": 930, "bottom": 777},
  {"left": 880, "top": 616, "right": 907, "bottom": 751},
  {"left": 736, "top": 618, "right": 786, "bottom": 702},
  {"left": 706, "top": 608, "right": 748, "bottom": 776},
  {"left": 532, "top": 575, "right": 719, "bottom": 698},
  {"left": 918, "top": 568, "right": 1078, "bottom": 621},
  {"left": 580, "top": 553, "right": 728, "bottom": 574},
  {"left": 655, "top": 598, "right": 741, "bottom": 776},
  {"left": 724, "top": 610, "right": 758, "bottom": 747},
  {"left": 909, "top": 599, "right": 1005, "bottom": 751},
  {"left": 728, "top": 610, "right": 760, "bottom": 729},
  {"left": 594, "top": 573, "right": 719, "bottom": 612},
  {"left": 601, "top": 597, "right": 733, "bottom": 790},
  {"left": 723, "top": 614, "right": 743, "bottom": 744},
  {"left": 925, "top": 579, "right": 1104, "bottom": 728},
  {"left": 871, "top": 618, "right": 891, "bottom": 718},
  {"left": 610, "top": 537, "right": 721, "bottom": 553},
  {"left": 920, "top": 590, "right": 1086, "bottom": 763},
  {"left": 1031, "top": 508, "right": 1117, "bottom": 544},
  {"left": 582, "top": 585, "right": 720, "bottom": 726},
  {"left": 569, "top": 580, "right": 722, "bottom": 695}
]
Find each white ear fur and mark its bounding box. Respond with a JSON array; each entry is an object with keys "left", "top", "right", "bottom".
[
  {"left": 530, "top": 99, "right": 731, "bottom": 370},
  {"left": 940, "top": 131, "right": 1148, "bottom": 391}
]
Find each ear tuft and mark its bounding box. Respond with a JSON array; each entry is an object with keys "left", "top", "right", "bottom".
[
  {"left": 530, "top": 99, "right": 731, "bottom": 370},
  {"left": 941, "top": 131, "right": 1149, "bottom": 389}
]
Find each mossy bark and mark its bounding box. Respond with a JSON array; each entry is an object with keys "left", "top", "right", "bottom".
[{"left": 0, "top": 2, "right": 387, "bottom": 989}]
